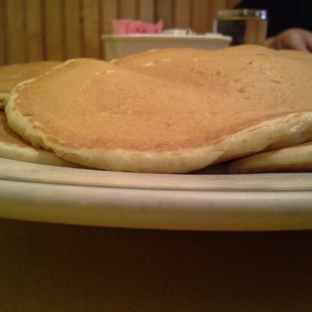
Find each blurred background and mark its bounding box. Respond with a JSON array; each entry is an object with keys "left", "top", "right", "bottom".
[{"left": 0, "top": 0, "right": 241, "bottom": 65}]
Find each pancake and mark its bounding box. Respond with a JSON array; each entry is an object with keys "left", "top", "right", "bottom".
[
  {"left": 5, "top": 45, "right": 312, "bottom": 173},
  {"left": 0, "top": 111, "right": 78, "bottom": 167},
  {"left": 0, "top": 61, "right": 61, "bottom": 110},
  {"left": 113, "top": 46, "right": 312, "bottom": 84},
  {"left": 227, "top": 141, "right": 312, "bottom": 174},
  {"left": 114, "top": 45, "right": 312, "bottom": 149}
]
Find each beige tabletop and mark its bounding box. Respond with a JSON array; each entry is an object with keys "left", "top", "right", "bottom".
[{"left": 0, "top": 217, "right": 311, "bottom": 311}]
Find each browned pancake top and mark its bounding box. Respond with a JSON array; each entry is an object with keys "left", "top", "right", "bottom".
[{"left": 9, "top": 46, "right": 312, "bottom": 152}]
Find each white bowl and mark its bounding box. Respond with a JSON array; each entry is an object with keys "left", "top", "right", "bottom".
[{"left": 102, "top": 34, "right": 232, "bottom": 61}]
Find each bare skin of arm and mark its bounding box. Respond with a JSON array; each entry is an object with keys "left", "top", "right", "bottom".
[{"left": 264, "top": 28, "right": 312, "bottom": 52}]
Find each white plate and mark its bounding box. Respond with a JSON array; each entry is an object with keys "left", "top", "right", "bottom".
[
  {"left": 102, "top": 34, "right": 231, "bottom": 61},
  {"left": 1, "top": 157, "right": 312, "bottom": 231}
]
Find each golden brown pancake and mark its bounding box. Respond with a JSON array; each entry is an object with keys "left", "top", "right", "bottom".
[
  {"left": 0, "top": 111, "right": 78, "bottom": 167},
  {"left": 5, "top": 45, "right": 312, "bottom": 173},
  {"left": 0, "top": 61, "right": 61, "bottom": 110},
  {"left": 227, "top": 141, "right": 312, "bottom": 174},
  {"left": 113, "top": 45, "right": 312, "bottom": 84},
  {"left": 114, "top": 45, "right": 312, "bottom": 148}
]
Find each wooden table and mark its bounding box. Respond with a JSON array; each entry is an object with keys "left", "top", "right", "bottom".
[{"left": 1, "top": 217, "right": 311, "bottom": 311}]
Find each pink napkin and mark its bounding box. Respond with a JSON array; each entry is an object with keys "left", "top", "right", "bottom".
[{"left": 112, "top": 19, "right": 163, "bottom": 35}]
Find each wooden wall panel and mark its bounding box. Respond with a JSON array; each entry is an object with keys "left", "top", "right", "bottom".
[
  {"left": 44, "top": 0, "right": 65, "bottom": 60},
  {"left": 229, "top": 0, "right": 242, "bottom": 8},
  {"left": 118, "top": 0, "right": 138, "bottom": 19},
  {"left": 138, "top": 0, "right": 155, "bottom": 23},
  {"left": 174, "top": 0, "right": 191, "bottom": 29},
  {"left": 0, "top": 0, "right": 239, "bottom": 65},
  {"left": 0, "top": 0, "right": 6, "bottom": 65},
  {"left": 64, "top": 0, "right": 83, "bottom": 59},
  {"left": 156, "top": 0, "right": 174, "bottom": 29},
  {"left": 82, "top": 0, "right": 101, "bottom": 58},
  {"left": 6, "top": 0, "right": 28, "bottom": 64},
  {"left": 101, "top": 0, "right": 118, "bottom": 34},
  {"left": 191, "top": 0, "right": 210, "bottom": 34},
  {"left": 26, "top": 0, "right": 44, "bottom": 62}
]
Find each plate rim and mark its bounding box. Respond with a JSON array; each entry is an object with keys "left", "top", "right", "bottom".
[{"left": 1, "top": 158, "right": 312, "bottom": 231}]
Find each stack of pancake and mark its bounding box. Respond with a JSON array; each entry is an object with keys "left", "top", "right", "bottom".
[
  {"left": 1, "top": 45, "right": 312, "bottom": 173},
  {"left": 0, "top": 61, "right": 79, "bottom": 167},
  {"left": 0, "top": 61, "right": 61, "bottom": 109}
]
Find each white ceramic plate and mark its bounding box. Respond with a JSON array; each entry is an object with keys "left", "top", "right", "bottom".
[
  {"left": 102, "top": 34, "right": 231, "bottom": 61},
  {"left": 1, "top": 157, "right": 312, "bottom": 231}
]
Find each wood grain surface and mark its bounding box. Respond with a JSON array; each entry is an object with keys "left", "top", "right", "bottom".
[{"left": 0, "top": 0, "right": 241, "bottom": 65}]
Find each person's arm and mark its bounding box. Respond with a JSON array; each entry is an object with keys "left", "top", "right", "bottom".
[{"left": 265, "top": 28, "right": 312, "bottom": 52}]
